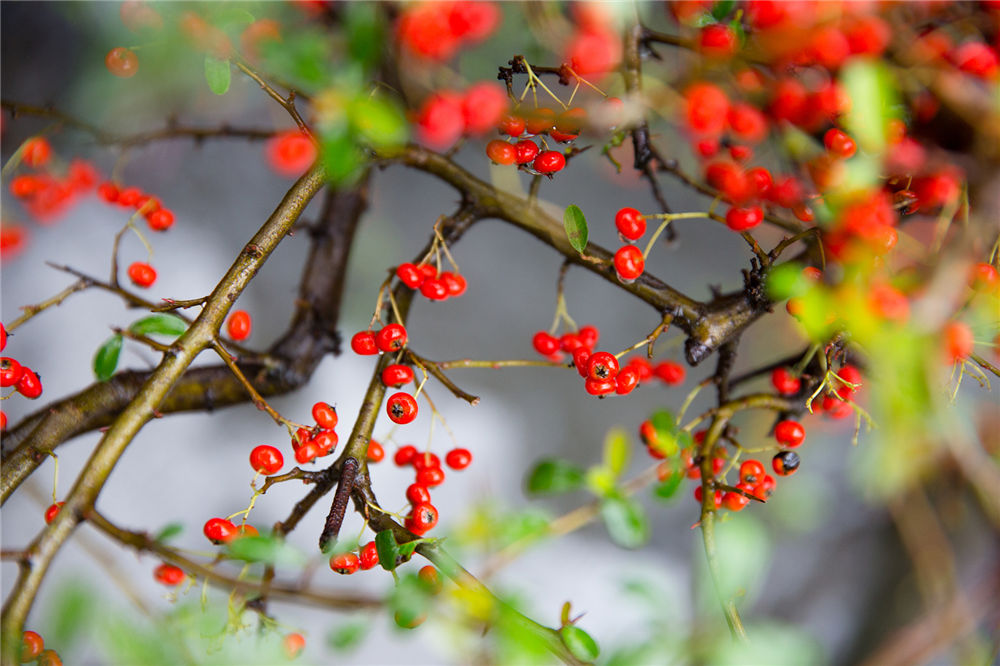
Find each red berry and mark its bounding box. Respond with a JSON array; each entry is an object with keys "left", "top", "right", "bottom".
[
  {"left": 694, "top": 485, "right": 723, "bottom": 509},
  {"left": 440, "top": 271, "right": 467, "bottom": 297},
  {"left": 485, "top": 139, "right": 517, "bottom": 165},
  {"left": 752, "top": 474, "right": 776, "bottom": 500},
  {"left": 418, "top": 565, "right": 441, "bottom": 591},
  {"left": 227, "top": 310, "right": 251, "bottom": 341},
  {"left": 971, "top": 262, "right": 999, "bottom": 289},
  {"left": 406, "top": 483, "right": 431, "bottom": 505},
  {"left": 154, "top": 563, "right": 186, "bottom": 586},
  {"left": 22, "top": 137, "right": 52, "bottom": 168},
  {"left": 412, "top": 451, "right": 440, "bottom": 470},
  {"left": 524, "top": 107, "right": 556, "bottom": 135},
  {"left": 444, "top": 447, "right": 472, "bottom": 470},
  {"left": 514, "top": 139, "right": 540, "bottom": 164},
  {"left": 728, "top": 104, "right": 768, "bottom": 143},
  {"left": 586, "top": 351, "right": 619, "bottom": 381},
  {"left": 283, "top": 633, "right": 305, "bottom": 660},
  {"left": 387, "top": 392, "right": 418, "bottom": 424},
  {"left": 127, "top": 262, "right": 157, "bottom": 288},
  {"left": 405, "top": 502, "right": 439, "bottom": 535},
  {"left": 499, "top": 113, "right": 525, "bottom": 137},
  {"left": 627, "top": 357, "right": 653, "bottom": 382},
  {"left": 615, "top": 207, "right": 646, "bottom": 241},
  {"left": 836, "top": 365, "right": 863, "bottom": 397},
  {"left": 415, "top": 91, "right": 465, "bottom": 149},
  {"left": 722, "top": 488, "right": 750, "bottom": 512},
  {"left": 774, "top": 420, "right": 806, "bottom": 448},
  {"left": 397, "top": 263, "right": 425, "bottom": 289},
  {"left": 44, "top": 501, "right": 65, "bottom": 524},
  {"left": 36, "top": 649, "right": 62, "bottom": 666},
  {"left": 203, "top": 517, "right": 238, "bottom": 543},
  {"left": 747, "top": 166, "right": 773, "bottom": 198},
  {"left": 685, "top": 82, "right": 729, "bottom": 136},
  {"left": 295, "top": 440, "right": 321, "bottom": 464},
  {"left": 614, "top": 245, "right": 644, "bottom": 283},
  {"left": 249, "top": 445, "right": 283, "bottom": 475},
  {"left": 359, "top": 541, "right": 380, "bottom": 570},
  {"left": 771, "top": 367, "right": 801, "bottom": 395},
  {"left": 105, "top": 47, "right": 139, "bottom": 77},
  {"left": 266, "top": 130, "right": 317, "bottom": 177},
  {"left": 572, "top": 348, "right": 592, "bottom": 378},
  {"left": 375, "top": 323, "right": 407, "bottom": 352},
  {"left": 461, "top": 83, "right": 508, "bottom": 135},
  {"left": 313, "top": 430, "right": 338, "bottom": 456},
  {"left": 577, "top": 325, "right": 599, "bottom": 349},
  {"left": 772, "top": 450, "right": 800, "bottom": 476},
  {"left": 532, "top": 331, "right": 560, "bottom": 356},
  {"left": 653, "top": 360, "right": 686, "bottom": 385},
  {"left": 560, "top": 332, "right": 585, "bottom": 353},
  {"left": 97, "top": 182, "right": 120, "bottom": 202},
  {"left": 615, "top": 367, "right": 640, "bottom": 395},
  {"left": 21, "top": 631, "right": 44, "bottom": 662},
  {"left": 739, "top": 459, "right": 765, "bottom": 485},
  {"left": 416, "top": 466, "right": 445, "bottom": 487},
  {"left": 420, "top": 277, "right": 449, "bottom": 300},
  {"left": 822, "top": 394, "right": 853, "bottom": 420},
  {"left": 330, "top": 551, "right": 361, "bottom": 574},
  {"left": 533, "top": 150, "right": 566, "bottom": 174},
  {"left": 725, "top": 206, "right": 764, "bottom": 232},
  {"left": 15, "top": 368, "right": 42, "bottom": 399},
  {"left": 699, "top": 23, "right": 737, "bottom": 58},
  {"left": 147, "top": 208, "right": 175, "bottom": 231},
  {"left": 824, "top": 128, "right": 857, "bottom": 158},
  {"left": 1, "top": 411, "right": 7, "bottom": 431},
  {"left": 381, "top": 364, "right": 414, "bottom": 387},
  {"left": 584, "top": 377, "right": 616, "bottom": 396},
  {"left": 394, "top": 445, "right": 418, "bottom": 466},
  {"left": 351, "top": 330, "right": 379, "bottom": 355},
  {"left": 311, "top": 402, "right": 338, "bottom": 429},
  {"left": 943, "top": 321, "right": 974, "bottom": 363},
  {"left": 0, "top": 357, "right": 23, "bottom": 388},
  {"left": 367, "top": 439, "right": 385, "bottom": 463}
]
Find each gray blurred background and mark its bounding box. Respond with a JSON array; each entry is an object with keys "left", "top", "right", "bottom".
[{"left": 2, "top": 3, "right": 996, "bottom": 665}]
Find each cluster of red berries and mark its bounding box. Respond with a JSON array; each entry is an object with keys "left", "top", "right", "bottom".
[
  {"left": 415, "top": 83, "right": 508, "bottom": 150},
  {"left": 395, "top": 262, "right": 467, "bottom": 301},
  {"left": 20, "top": 630, "right": 62, "bottom": 666},
  {"left": 7, "top": 137, "right": 99, "bottom": 229},
  {"left": 484, "top": 105, "right": 595, "bottom": 175},
  {"left": 396, "top": 1, "right": 500, "bottom": 62},
  {"left": 1, "top": 324, "right": 44, "bottom": 431},
  {"left": 611, "top": 207, "right": 646, "bottom": 282},
  {"left": 202, "top": 517, "right": 259, "bottom": 544},
  {"left": 350, "top": 324, "right": 422, "bottom": 425}
]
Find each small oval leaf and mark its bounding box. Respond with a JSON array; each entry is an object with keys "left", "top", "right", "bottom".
[
  {"left": 600, "top": 494, "right": 650, "bottom": 549},
  {"left": 204, "top": 56, "right": 231, "bottom": 95},
  {"left": 564, "top": 204, "right": 588, "bottom": 254},
  {"left": 375, "top": 529, "right": 400, "bottom": 571},
  {"left": 128, "top": 314, "right": 188, "bottom": 338},
  {"left": 526, "top": 459, "right": 585, "bottom": 494},
  {"left": 93, "top": 334, "right": 123, "bottom": 382},
  {"left": 603, "top": 427, "right": 631, "bottom": 478},
  {"left": 561, "top": 625, "right": 600, "bottom": 662}
]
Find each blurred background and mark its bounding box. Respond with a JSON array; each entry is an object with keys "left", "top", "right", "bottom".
[{"left": 2, "top": 2, "right": 997, "bottom": 665}]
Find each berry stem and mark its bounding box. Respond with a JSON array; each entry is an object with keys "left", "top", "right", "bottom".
[
  {"left": 405, "top": 350, "right": 481, "bottom": 406},
  {"left": 641, "top": 212, "right": 709, "bottom": 259}
]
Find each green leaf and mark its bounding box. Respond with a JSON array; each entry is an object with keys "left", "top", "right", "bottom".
[
  {"left": 50, "top": 581, "right": 95, "bottom": 650},
  {"left": 711, "top": 0, "right": 736, "bottom": 20},
  {"left": 226, "top": 535, "right": 305, "bottom": 566},
  {"left": 349, "top": 96, "right": 408, "bottom": 148},
  {"left": 841, "top": 59, "right": 898, "bottom": 155},
  {"left": 563, "top": 204, "right": 588, "bottom": 254},
  {"left": 561, "top": 625, "right": 600, "bottom": 662},
  {"left": 526, "top": 459, "right": 585, "bottom": 494},
  {"left": 765, "top": 262, "right": 806, "bottom": 301},
  {"left": 128, "top": 314, "right": 188, "bottom": 338},
  {"left": 649, "top": 409, "right": 675, "bottom": 435},
  {"left": 375, "top": 529, "right": 400, "bottom": 571},
  {"left": 204, "top": 56, "right": 231, "bottom": 95},
  {"left": 345, "top": 3, "right": 382, "bottom": 68},
  {"left": 653, "top": 459, "right": 685, "bottom": 501},
  {"left": 93, "top": 334, "right": 123, "bottom": 382},
  {"left": 328, "top": 621, "right": 369, "bottom": 652},
  {"left": 320, "top": 129, "right": 363, "bottom": 185},
  {"left": 600, "top": 494, "right": 650, "bottom": 548},
  {"left": 389, "top": 573, "right": 433, "bottom": 629},
  {"left": 154, "top": 523, "right": 184, "bottom": 543},
  {"left": 585, "top": 466, "right": 617, "bottom": 497},
  {"left": 603, "top": 427, "right": 631, "bottom": 477}
]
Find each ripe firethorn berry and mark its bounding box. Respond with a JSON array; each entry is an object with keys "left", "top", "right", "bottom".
[
  {"left": 117, "top": 186, "right": 143, "bottom": 207},
  {"left": 585, "top": 377, "right": 616, "bottom": 396},
  {"left": 1, "top": 410, "right": 7, "bottom": 431},
  {"left": 772, "top": 450, "right": 800, "bottom": 476},
  {"left": 153, "top": 563, "right": 186, "bottom": 586},
  {"left": 722, "top": 488, "right": 751, "bottom": 512},
  {"left": 406, "top": 483, "right": 431, "bottom": 505},
  {"left": 0, "top": 357, "right": 23, "bottom": 387},
  {"left": 560, "top": 332, "right": 584, "bottom": 353},
  {"left": 615, "top": 207, "right": 646, "bottom": 240},
  {"left": 387, "top": 391, "right": 418, "bottom": 424},
  {"left": 514, "top": 139, "right": 540, "bottom": 164},
  {"left": 684, "top": 82, "right": 729, "bottom": 136},
  {"left": 406, "top": 502, "right": 439, "bottom": 535},
  {"left": 752, "top": 474, "right": 776, "bottom": 501},
  {"left": 127, "top": 262, "right": 157, "bottom": 288},
  {"left": 311, "top": 402, "right": 338, "bottom": 429},
  {"left": 418, "top": 565, "right": 442, "bottom": 591},
  {"left": 533, "top": 150, "right": 566, "bottom": 174},
  {"left": 771, "top": 367, "right": 801, "bottom": 395},
  {"left": 381, "top": 364, "right": 414, "bottom": 388},
  {"left": 106, "top": 46, "right": 139, "bottom": 77},
  {"left": 350, "top": 330, "right": 379, "bottom": 355},
  {"left": 440, "top": 271, "right": 467, "bottom": 297},
  {"left": 499, "top": 113, "right": 525, "bottom": 137},
  {"left": 572, "top": 348, "right": 592, "bottom": 378},
  {"left": 420, "top": 277, "right": 449, "bottom": 300},
  {"left": 577, "top": 325, "right": 599, "bottom": 349},
  {"left": 21, "top": 137, "right": 52, "bottom": 168},
  {"left": 725, "top": 205, "right": 764, "bottom": 232},
  {"left": 20, "top": 630, "right": 44, "bottom": 662},
  {"left": 312, "top": 430, "right": 337, "bottom": 456},
  {"left": 739, "top": 459, "right": 766, "bottom": 485},
  {"left": 227, "top": 310, "right": 251, "bottom": 341},
  {"left": 639, "top": 421, "right": 669, "bottom": 458},
  {"left": 587, "top": 351, "right": 619, "bottom": 381},
  {"left": 822, "top": 394, "right": 854, "bottom": 420},
  {"left": 283, "top": 633, "right": 306, "bottom": 659},
  {"left": 747, "top": 166, "right": 773, "bottom": 198},
  {"left": 234, "top": 524, "right": 258, "bottom": 539},
  {"left": 445, "top": 447, "right": 472, "bottom": 470},
  {"left": 699, "top": 23, "right": 737, "bottom": 58},
  {"left": 943, "top": 321, "right": 974, "bottom": 363},
  {"left": 359, "top": 541, "right": 380, "bottom": 570},
  {"left": 367, "top": 439, "right": 385, "bottom": 463},
  {"left": 653, "top": 360, "right": 686, "bottom": 385},
  {"left": 394, "top": 445, "right": 418, "bottom": 466},
  {"left": 397, "top": 263, "right": 425, "bottom": 289},
  {"left": 330, "top": 552, "right": 361, "bottom": 574},
  {"left": 375, "top": 325, "right": 408, "bottom": 352},
  {"left": 146, "top": 208, "right": 175, "bottom": 231},
  {"left": 36, "top": 649, "right": 62, "bottom": 666},
  {"left": 292, "top": 427, "right": 312, "bottom": 449},
  {"left": 835, "top": 365, "right": 863, "bottom": 397},
  {"left": 485, "top": 139, "right": 517, "bottom": 165},
  {"left": 627, "top": 356, "right": 653, "bottom": 382},
  {"left": 249, "top": 444, "right": 283, "bottom": 475},
  {"left": 524, "top": 107, "right": 556, "bottom": 135},
  {"left": 44, "top": 501, "right": 65, "bottom": 524},
  {"left": 295, "top": 440, "right": 320, "bottom": 464},
  {"left": 971, "top": 262, "right": 999, "bottom": 289},
  {"left": 532, "top": 331, "right": 560, "bottom": 356},
  {"left": 614, "top": 245, "right": 644, "bottom": 283},
  {"left": 97, "top": 182, "right": 120, "bottom": 203},
  {"left": 694, "top": 485, "right": 723, "bottom": 509},
  {"left": 203, "top": 517, "right": 238, "bottom": 543},
  {"left": 775, "top": 420, "right": 806, "bottom": 448},
  {"left": 824, "top": 128, "right": 857, "bottom": 158},
  {"left": 615, "top": 366, "right": 640, "bottom": 395},
  {"left": 1, "top": 323, "right": 7, "bottom": 352},
  {"left": 416, "top": 466, "right": 446, "bottom": 487},
  {"left": 15, "top": 368, "right": 42, "bottom": 399},
  {"left": 411, "top": 451, "right": 440, "bottom": 470},
  {"left": 266, "top": 131, "right": 317, "bottom": 177}
]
